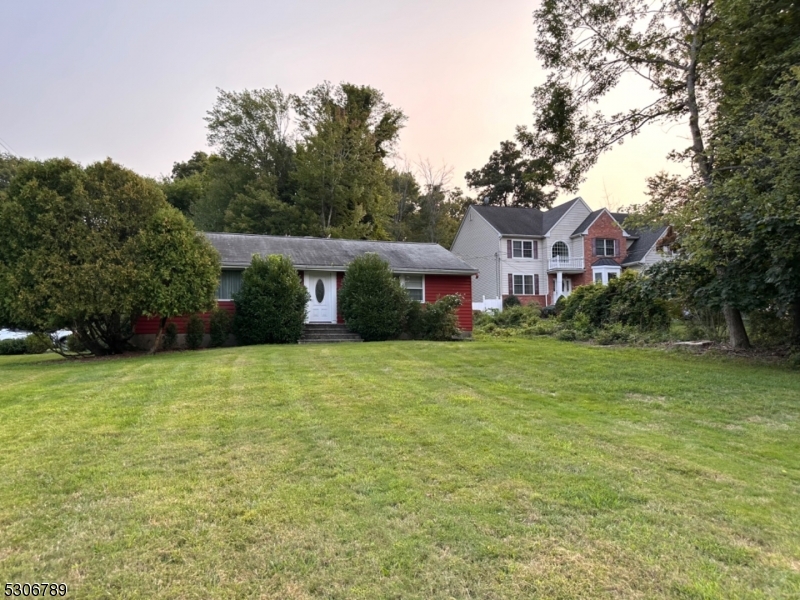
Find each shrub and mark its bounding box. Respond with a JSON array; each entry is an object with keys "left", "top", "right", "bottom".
[
  {"left": 419, "top": 294, "right": 462, "bottom": 340},
  {"left": 540, "top": 304, "right": 560, "bottom": 319},
  {"left": 749, "top": 308, "right": 792, "bottom": 347},
  {"left": 402, "top": 298, "right": 424, "bottom": 339},
  {"left": 556, "top": 329, "right": 577, "bottom": 341},
  {"left": 606, "top": 271, "right": 670, "bottom": 331},
  {"left": 186, "top": 314, "right": 205, "bottom": 349},
  {"left": 234, "top": 254, "right": 309, "bottom": 345},
  {"left": 503, "top": 295, "right": 521, "bottom": 308},
  {"left": 560, "top": 283, "right": 610, "bottom": 327},
  {"left": 560, "top": 272, "right": 670, "bottom": 333},
  {"left": 595, "top": 323, "right": 634, "bottom": 345},
  {"left": 66, "top": 334, "right": 87, "bottom": 353},
  {"left": 209, "top": 307, "right": 232, "bottom": 347},
  {"left": 25, "top": 333, "right": 51, "bottom": 354},
  {"left": 493, "top": 304, "right": 541, "bottom": 328},
  {"left": 0, "top": 338, "right": 27, "bottom": 355},
  {"left": 162, "top": 322, "right": 178, "bottom": 350},
  {"left": 338, "top": 254, "right": 407, "bottom": 341}
]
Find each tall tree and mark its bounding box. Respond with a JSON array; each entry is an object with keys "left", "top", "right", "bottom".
[
  {"left": 465, "top": 140, "right": 555, "bottom": 208},
  {"left": 293, "top": 82, "right": 406, "bottom": 239},
  {"left": 474, "top": 0, "right": 762, "bottom": 346}
]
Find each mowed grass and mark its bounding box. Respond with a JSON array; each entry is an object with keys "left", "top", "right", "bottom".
[{"left": 0, "top": 340, "right": 799, "bottom": 599}]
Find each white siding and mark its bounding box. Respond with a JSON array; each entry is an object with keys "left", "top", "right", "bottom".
[
  {"left": 545, "top": 201, "right": 592, "bottom": 261},
  {"left": 499, "top": 238, "right": 548, "bottom": 297},
  {"left": 451, "top": 207, "right": 503, "bottom": 301}
]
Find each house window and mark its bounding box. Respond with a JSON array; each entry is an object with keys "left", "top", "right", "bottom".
[
  {"left": 592, "top": 267, "right": 622, "bottom": 285},
  {"left": 513, "top": 274, "right": 534, "bottom": 295},
  {"left": 551, "top": 241, "right": 569, "bottom": 259},
  {"left": 512, "top": 240, "right": 533, "bottom": 258},
  {"left": 595, "top": 238, "right": 616, "bottom": 256},
  {"left": 216, "top": 270, "right": 243, "bottom": 300},
  {"left": 398, "top": 274, "right": 424, "bottom": 302}
]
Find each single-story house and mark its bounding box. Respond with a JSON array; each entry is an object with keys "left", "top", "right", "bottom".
[{"left": 133, "top": 233, "right": 478, "bottom": 346}]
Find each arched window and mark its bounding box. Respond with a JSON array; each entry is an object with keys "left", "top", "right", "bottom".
[{"left": 551, "top": 241, "right": 569, "bottom": 259}]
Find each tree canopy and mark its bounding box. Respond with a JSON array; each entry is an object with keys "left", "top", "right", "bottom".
[{"left": 0, "top": 159, "right": 220, "bottom": 355}]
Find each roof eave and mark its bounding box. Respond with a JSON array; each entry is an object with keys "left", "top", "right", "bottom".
[{"left": 220, "top": 262, "right": 478, "bottom": 275}]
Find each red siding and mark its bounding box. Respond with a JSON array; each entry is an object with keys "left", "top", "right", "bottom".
[
  {"left": 424, "top": 274, "right": 474, "bottom": 332},
  {"left": 133, "top": 301, "right": 235, "bottom": 335}
]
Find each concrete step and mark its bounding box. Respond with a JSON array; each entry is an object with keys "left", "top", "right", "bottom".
[{"left": 301, "top": 323, "right": 363, "bottom": 343}]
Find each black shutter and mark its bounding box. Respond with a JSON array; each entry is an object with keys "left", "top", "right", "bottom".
[
  {"left": 534, "top": 274, "right": 540, "bottom": 295},
  {"left": 507, "top": 239, "right": 512, "bottom": 258},
  {"left": 533, "top": 241, "right": 538, "bottom": 259},
  {"left": 508, "top": 273, "right": 513, "bottom": 295}
]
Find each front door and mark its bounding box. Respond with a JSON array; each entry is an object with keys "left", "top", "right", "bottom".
[{"left": 305, "top": 271, "right": 336, "bottom": 323}]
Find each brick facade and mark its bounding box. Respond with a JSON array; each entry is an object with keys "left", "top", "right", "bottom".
[{"left": 574, "top": 212, "right": 627, "bottom": 287}]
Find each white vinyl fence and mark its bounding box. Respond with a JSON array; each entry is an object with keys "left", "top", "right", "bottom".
[{"left": 472, "top": 296, "right": 503, "bottom": 312}]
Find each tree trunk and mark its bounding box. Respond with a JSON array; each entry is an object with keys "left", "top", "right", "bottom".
[
  {"left": 150, "top": 316, "right": 167, "bottom": 355},
  {"left": 723, "top": 305, "right": 751, "bottom": 349}
]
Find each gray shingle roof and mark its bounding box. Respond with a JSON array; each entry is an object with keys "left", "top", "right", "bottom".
[
  {"left": 471, "top": 205, "right": 545, "bottom": 236},
  {"left": 471, "top": 197, "right": 583, "bottom": 236},
  {"left": 204, "top": 233, "right": 478, "bottom": 274},
  {"left": 623, "top": 225, "right": 669, "bottom": 264},
  {"left": 571, "top": 209, "right": 604, "bottom": 236},
  {"left": 591, "top": 257, "right": 620, "bottom": 267}
]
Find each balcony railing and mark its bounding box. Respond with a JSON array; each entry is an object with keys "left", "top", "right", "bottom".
[{"left": 548, "top": 257, "right": 584, "bottom": 271}]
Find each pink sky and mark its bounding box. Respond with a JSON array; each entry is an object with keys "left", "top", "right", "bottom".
[{"left": 0, "top": 0, "right": 687, "bottom": 209}]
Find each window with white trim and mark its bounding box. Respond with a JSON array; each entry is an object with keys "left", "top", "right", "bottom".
[
  {"left": 513, "top": 274, "right": 534, "bottom": 295},
  {"left": 216, "top": 270, "right": 243, "bottom": 300},
  {"left": 512, "top": 240, "right": 533, "bottom": 258},
  {"left": 398, "top": 274, "right": 424, "bottom": 302},
  {"left": 595, "top": 238, "right": 616, "bottom": 256},
  {"left": 551, "top": 241, "right": 569, "bottom": 259}
]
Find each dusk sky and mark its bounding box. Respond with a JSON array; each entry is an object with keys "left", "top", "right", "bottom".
[{"left": 1, "top": 0, "right": 688, "bottom": 209}]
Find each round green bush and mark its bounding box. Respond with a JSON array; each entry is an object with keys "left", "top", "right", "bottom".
[
  {"left": 185, "top": 314, "right": 205, "bottom": 350},
  {"left": 209, "top": 307, "right": 232, "bottom": 347},
  {"left": 234, "top": 254, "right": 309, "bottom": 345},
  {"left": 0, "top": 338, "right": 27, "bottom": 355},
  {"left": 338, "top": 253, "right": 407, "bottom": 341},
  {"left": 25, "top": 334, "right": 52, "bottom": 354},
  {"left": 503, "top": 295, "right": 521, "bottom": 308}
]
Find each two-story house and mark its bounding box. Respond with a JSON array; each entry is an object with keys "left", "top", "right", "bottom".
[{"left": 450, "top": 197, "right": 673, "bottom": 306}]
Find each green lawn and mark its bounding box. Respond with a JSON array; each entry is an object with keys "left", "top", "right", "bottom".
[{"left": 1, "top": 340, "right": 798, "bottom": 599}]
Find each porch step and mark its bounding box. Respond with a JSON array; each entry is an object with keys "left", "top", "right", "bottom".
[{"left": 299, "top": 324, "right": 363, "bottom": 344}]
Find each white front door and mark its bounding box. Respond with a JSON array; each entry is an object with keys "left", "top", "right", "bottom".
[{"left": 305, "top": 271, "right": 336, "bottom": 323}]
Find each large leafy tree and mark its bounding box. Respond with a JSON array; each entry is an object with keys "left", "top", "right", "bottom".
[
  {"left": 293, "top": 82, "right": 405, "bottom": 239},
  {"left": 471, "top": 0, "right": 770, "bottom": 346},
  {"left": 465, "top": 140, "right": 555, "bottom": 208},
  {"left": 0, "top": 159, "right": 220, "bottom": 355}
]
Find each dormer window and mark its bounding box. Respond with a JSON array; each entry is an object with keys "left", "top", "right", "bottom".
[{"left": 512, "top": 240, "right": 533, "bottom": 258}]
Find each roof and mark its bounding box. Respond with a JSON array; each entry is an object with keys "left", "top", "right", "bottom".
[
  {"left": 471, "top": 205, "right": 544, "bottom": 236},
  {"left": 623, "top": 225, "right": 670, "bottom": 265},
  {"left": 204, "top": 233, "right": 479, "bottom": 275},
  {"left": 571, "top": 208, "right": 631, "bottom": 237},
  {"left": 471, "top": 197, "right": 583, "bottom": 236},
  {"left": 592, "top": 257, "right": 620, "bottom": 267}
]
